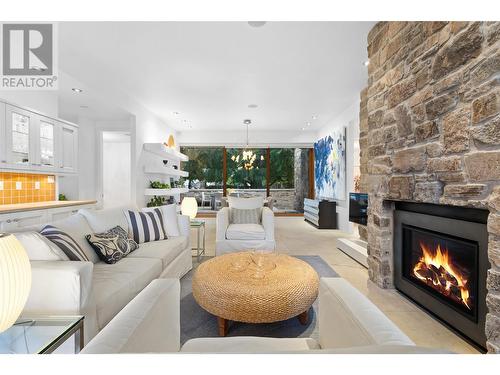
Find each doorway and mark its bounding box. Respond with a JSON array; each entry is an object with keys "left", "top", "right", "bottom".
[{"left": 101, "top": 131, "right": 131, "bottom": 209}]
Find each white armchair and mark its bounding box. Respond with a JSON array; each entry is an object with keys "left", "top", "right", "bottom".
[{"left": 215, "top": 203, "right": 276, "bottom": 256}]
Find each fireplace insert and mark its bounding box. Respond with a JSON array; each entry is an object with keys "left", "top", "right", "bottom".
[
  {"left": 402, "top": 225, "right": 478, "bottom": 321},
  {"left": 393, "top": 202, "right": 489, "bottom": 350}
]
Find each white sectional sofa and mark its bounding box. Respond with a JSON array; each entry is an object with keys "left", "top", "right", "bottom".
[
  {"left": 82, "top": 277, "right": 448, "bottom": 354},
  {"left": 17, "top": 206, "right": 192, "bottom": 344}
]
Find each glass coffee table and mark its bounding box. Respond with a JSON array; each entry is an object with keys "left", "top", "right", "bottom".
[{"left": 0, "top": 316, "right": 84, "bottom": 354}]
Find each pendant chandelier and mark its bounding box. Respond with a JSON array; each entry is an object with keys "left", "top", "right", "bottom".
[{"left": 230, "top": 119, "right": 261, "bottom": 171}]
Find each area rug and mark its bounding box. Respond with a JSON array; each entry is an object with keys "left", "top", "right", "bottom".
[{"left": 180, "top": 255, "right": 339, "bottom": 344}]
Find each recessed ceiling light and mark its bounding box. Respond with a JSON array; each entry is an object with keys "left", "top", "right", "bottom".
[
  {"left": 248, "top": 21, "right": 267, "bottom": 28},
  {"left": 243, "top": 119, "right": 252, "bottom": 125},
  {"left": 301, "top": 127, "right": 306, "bottom": 131},
  {"left": 306, "top": 122, "right": 311, "bottom": 127},
  {"left": 363, "top": 60, "right": 370, "bottom": 66},
  {"left": 248, "top": 104, "right": 258, "bottom": 108},
  {"left": 72, "top": 88, "right": 83, "bottom": 93},
  {"left": 312, "top": 115, "right": 317, "bottom": 120}
]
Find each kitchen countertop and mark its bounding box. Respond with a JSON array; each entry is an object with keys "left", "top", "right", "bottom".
[{"left": 0, "top": 200, "right": 97, "bottom": 214}]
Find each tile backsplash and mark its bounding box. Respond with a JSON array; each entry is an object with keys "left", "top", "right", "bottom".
[{"left": 0, "top": 172, "right": 56, "bottom": 205}]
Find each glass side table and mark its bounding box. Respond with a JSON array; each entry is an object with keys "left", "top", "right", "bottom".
[
  {"left": 0, "top": 315, "right": 84, "bottom": 354},
  {"left": 190, "top": 220, "right": 206, "bottom": 261}
]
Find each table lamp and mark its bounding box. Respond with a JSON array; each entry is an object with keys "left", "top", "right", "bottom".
[
  {"left": 0, "top": 233, "right": 32, "bottom": 333},
  {"left": 181, "top": 197, "right": 198, "bottom": 221}
]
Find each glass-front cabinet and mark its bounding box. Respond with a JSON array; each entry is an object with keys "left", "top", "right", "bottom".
[
  {"left": 38, "top": 117, "right": 56, "bottom": 168},
  {"left": 5, "top": 105, "right": 35, "bottom": 166},
  {"left": 0, "top": 103, "right": 78, "bottom": 173}
]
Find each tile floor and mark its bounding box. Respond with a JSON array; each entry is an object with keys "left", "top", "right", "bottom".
[{"left": 191, "top": 216, "right": 480, "bottom": 354}]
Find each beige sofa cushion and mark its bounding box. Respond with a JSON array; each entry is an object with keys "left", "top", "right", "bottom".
[
  {"left": 92, "top": 258, "right": 162, "bottom": 329},
  {"left": 128, "top": 237, "right": 189, "bottom": 268},
  {"left": 226, "top": 223, "right": 265, "bottom": 240},
  {"left": 181, "top": 337, "right": 320, "bottom": 353}
]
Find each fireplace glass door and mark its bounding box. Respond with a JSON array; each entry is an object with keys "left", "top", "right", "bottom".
[{"left": 402, "top": 225, "right": 478, "bottom": 321}]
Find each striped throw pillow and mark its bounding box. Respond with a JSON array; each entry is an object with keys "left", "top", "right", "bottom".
[
  {"left": 124, "top": 209, "right": 167, "bottom": 244},
  {"left": 40, "top": 225, "right": 90, "bottom": 261},
  {"left": 230, "top": 207, "right": 262, "bottom": 224}
]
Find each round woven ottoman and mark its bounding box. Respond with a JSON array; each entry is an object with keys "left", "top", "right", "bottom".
[{"left": 192, "top": 251, "right": 320, "bottom": 336}]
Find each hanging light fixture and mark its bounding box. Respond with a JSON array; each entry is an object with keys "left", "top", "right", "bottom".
[{"left": 241, "top": 119, "right": 257, "bottom": 170}]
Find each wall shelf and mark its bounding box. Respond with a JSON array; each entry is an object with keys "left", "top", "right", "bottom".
[
  {"left": 144, "top": 166, "right": 188, "bottom": 177},
  {"left": 144, "top": 188, "right": 189, "bottom": 196},
  {"left": 143, "top": 143, "right": 189, "bottom": 162}
]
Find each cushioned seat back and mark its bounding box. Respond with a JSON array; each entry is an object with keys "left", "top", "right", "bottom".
[
  {"left": 227, "top": 196, "right": 263, "bottom": 209},
  {"left": 79, "top": 206, "right": 135, "bottom": 233},
  {"left": 319, "top": 278, "right": 414, "bottom": 349},
  {"left": 81, "top": 279, "right": 180, "bottom": 354}
]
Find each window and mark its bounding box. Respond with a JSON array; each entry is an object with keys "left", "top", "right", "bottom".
[
  {"left": 181, "top": 147, "right": 223, "bottom": 190},
  {"left": 226, "top": 148, "right": 266, "bottom": 190},
  {"left": 180, "top": 146, "right": 311, "bottom": 214}
]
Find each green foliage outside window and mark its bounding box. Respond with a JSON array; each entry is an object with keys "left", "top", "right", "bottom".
[
  {"left": 226, "top": 148, "right": 266, "bottom": 189},
  {"left": 181, "top": 147, "right": 223, "bottom": 189},
  {"left": 180, "top": 146, "right": 297, "bottom": 190}
]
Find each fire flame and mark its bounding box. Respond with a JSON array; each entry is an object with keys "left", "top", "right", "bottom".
[{"left": 413, "top": 242, "right": 471, "bottom": 310}]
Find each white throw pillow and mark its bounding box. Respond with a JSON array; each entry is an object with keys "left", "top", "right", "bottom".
[
  {"left": 142, "top": 204, "right": 180, "bottom": 237},
  {"left": 228, "top": 196, "right": 264, "bottom": 209},
  {"left": 13, "top": 231, "right": 69, "bottom": 261}
]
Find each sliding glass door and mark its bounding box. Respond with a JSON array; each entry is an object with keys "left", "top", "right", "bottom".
[{"left": 180, "top": 146, "right": 311, "bottom": 214}]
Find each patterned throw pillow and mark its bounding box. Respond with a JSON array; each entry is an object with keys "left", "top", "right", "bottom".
[
  {"left": 124, "top": 208, "right": 167, "bottom": 244},
  {"left": 85, "top": 226, "right": 139, "bottom": 264},
  {"left": 230, "top": 207, "right": 262, "bottom": 224},
  {"left": 40, "top": 225, "right": 90, "bottom": 261}
]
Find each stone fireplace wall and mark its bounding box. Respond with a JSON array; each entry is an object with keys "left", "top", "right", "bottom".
[{"left": 359, "top": 22, "right": 500, "bottom": 352}]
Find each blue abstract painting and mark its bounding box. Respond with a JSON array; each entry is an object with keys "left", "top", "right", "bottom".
[{"left": 314, "top": 129, "right": 346, "bottom": 200}]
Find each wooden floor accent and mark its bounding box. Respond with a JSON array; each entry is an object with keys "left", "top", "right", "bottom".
[
  {"left": 217, "top": 317, "right": 229, "bottom": 337},
  {"left": 297, "top": 310, "right": 309, "bottom": 325}
]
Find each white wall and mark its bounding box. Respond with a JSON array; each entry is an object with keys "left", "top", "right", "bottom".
[
  {"left": 177, "top": 129, "right": 315, "bottom": 147},
  {"left": 76, "top": 116, "right": 98, "bottom": 200},
  {"left": 133, "top": 110, "right": 177, "bottom": 208},
  {"left": 0, "top": 91, "right": 59, "bottom": 118},
  {"left": 316, "top": 97, "right": 360, "bottom": 234}
]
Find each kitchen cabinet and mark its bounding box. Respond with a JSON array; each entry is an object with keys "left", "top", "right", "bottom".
[
  {"left": 4, "top": 104, "right": 37, "bottom": 167},
  {"left": 0, "top": 100, "right": 78, "bottom": 174},
  {"left": 58, "top": 122, "right": 78, "bottom": 173}
]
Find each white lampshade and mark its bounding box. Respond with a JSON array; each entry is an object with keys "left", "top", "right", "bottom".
[
  {"left": 0, "top": 233, "right": 32, "bottom": 333},
  {"left": 181, "top": 197, "right": 198, "bottom": 220}
]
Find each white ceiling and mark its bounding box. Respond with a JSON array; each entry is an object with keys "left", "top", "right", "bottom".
[{"left": 57, "top": 22, "right": 374, "bottom": 131}]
